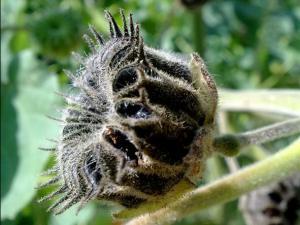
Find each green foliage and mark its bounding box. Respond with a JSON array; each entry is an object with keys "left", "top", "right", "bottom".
[
  {"left": 1, "top": 0, "right": 299, "bottom": 225},
  {"left": 1, "top": 50, "right": 61, "bottom": 220},
  {"left": 30, "top": 8, "right": 84, "bottom": 57}
]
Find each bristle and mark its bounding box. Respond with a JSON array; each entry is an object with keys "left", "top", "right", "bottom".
[
  {"left": 83, "top": 34, "right": 96, "bottom": 52},
  {"left": 37, "top": 185, "right": 67, "bottom": 203},
  {"left": 40, "top": 167, "right": 59, "bottom": 176},
  {"left": 88, "top": 25, "right": 104, "bottom": 45},
  {"left": 135, "top": 24, "right": 140, "bottom": 46},
  {"left": 45, "top": 115, "right": 64, "bottom": 123},
  {"left": 107, "top": 19, "right": 114, "bottom": 38},
  {"left": 47, "top": 191, "right": 71, "bottom": 212},
  {"left": 54, "top": 91, "right": 79, "bottom": 104},
  {"left": 120, "top": 9, "right": 129, "bottom": 37},
  {"left": 46, "top": 138, "right": 58, "bottom": 143},
  {"left": 129, "top": 13, "right": 135, "bottom": 37},
  {"left": 105, "top": 11, "right": 122, "bottom": 38},
  {"left": 62, "top": 127, "right": 91, "bottom": 143},
  {"left": 36, "top": 176, "right": 60, "bottom": 189},
  {"left": 135, "top": 24, "right": 140, "bottom": 39},
  {"left": 66, "top": 106, "right": 103, "bottom": 120},
  {"left": 63, "top": 69, "right": 77, "bottom": 81},
  {"left": 138, "top": 37, "right": 145, "bottom": 61},
  {"left": 71, "top": 52, "right": 85, "bottom": 64},
  {"left": 54, "top": 195, "right": 81, "bottom": 215},
  {"left": 38, "top": 147, "right": 56, "bottom": 151}
]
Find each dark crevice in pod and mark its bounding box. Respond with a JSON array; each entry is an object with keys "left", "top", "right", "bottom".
[
  {"left": 84, "top": 153, "right": 102, "bottom": 185},
  {"left": 113, "top": 67, "right": 138, "bottom": 92},
  {"left": 115, "top": 101, "right": 152, "bottom": 119},
  {"left": 103, "top": 127, "right": 139, "bottom": 162}
]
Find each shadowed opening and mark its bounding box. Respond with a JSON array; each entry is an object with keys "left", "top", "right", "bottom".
[
  {"left": 113, "top": 67, "right": 138, "bottom": 92},
  {"left": 262, "top": 207, "right": 281, "bottom": 217},
  {"left": 268, "top": 191, "right": 282, "bottom": 204},
  {"left": 85, "top": 154, "right": 102, "bottom": 184},
  {"left": 103, "top": 128, "right": 138, "bottom": 161},
  {"left": 285, "top": 197, "right": 300, "bottom": 224},
  {"left": 115, "top": 101, "right": 151, "bottom": 119}
]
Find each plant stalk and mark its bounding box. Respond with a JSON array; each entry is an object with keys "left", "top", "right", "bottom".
[{"left": 214, "top": 117, "right": 300, "bottom": 156}]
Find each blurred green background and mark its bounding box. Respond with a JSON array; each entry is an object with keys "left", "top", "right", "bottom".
[{"left": 1, "top": 0, "right": 300, "bottom": 225}]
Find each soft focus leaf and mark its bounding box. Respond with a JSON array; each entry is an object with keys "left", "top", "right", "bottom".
[
  {"left": 220, "top": 89, "right": 300, "bottom": 117},
  {"left": 1, "top": 0, "right": 25, "bottom": 84},
  {"left": 1, "top": 50, "right": 60, "bottom": 219},
  {"left": 49, "top": 204, "right": 112, "bottom": 225}
]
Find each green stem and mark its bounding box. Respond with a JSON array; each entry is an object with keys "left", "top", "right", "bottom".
[
  {"left": 214, "top": 117, "right": 300, "bottom": 156},
  {"left": 192, "top": 9, "right": 205, "bottom": 56},
  {"left": 237, "top": 117, "right": 300, "bottom": 145},
  {"left": 125, "top": 138, "right": 300, "bottom": 225}
]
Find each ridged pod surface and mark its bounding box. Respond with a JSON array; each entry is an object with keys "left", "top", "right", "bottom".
[{"left": 37, "top": 10, "right": 218, "bottom": 214}]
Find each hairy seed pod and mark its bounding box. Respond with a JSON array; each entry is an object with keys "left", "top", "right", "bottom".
[
  {"left": 37, "top": 9, "right": 218, "bottom": 214},
  {"left": 240, "top": 173, "right": 300, "bottom": 225}
]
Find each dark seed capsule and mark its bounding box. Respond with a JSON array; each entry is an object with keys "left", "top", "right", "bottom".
[
  {"left": 113, "top": 67, "right": 138, "bottom": 92},
  {"left": 103, "top": 127, "right": 138, "bottom": 161},
  {"left": 115, "top": 101, "right": 151, "bottom": 119},
  {"left": 85, "top": 154, "right": 102, "bottom": 184},
  {"left": 40, "top": 9, "right": 218, "bottom": 214}
]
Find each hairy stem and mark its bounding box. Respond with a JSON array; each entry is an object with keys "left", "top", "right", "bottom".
[
  {"left": 125, "top": 138, "right": 300, "bottom": 225},
  {"left": 214, "top": 117, "right": 300, "bottom": 156},
  {"left": 237, "top": 118, "right": 300, "bottom": 145}
]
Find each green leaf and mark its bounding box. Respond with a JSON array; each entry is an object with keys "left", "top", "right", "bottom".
[
  {"left": 49, "top": 203, "right": 112, "bottom": 225},
  {"left": 49, "top": 204, "right": 95, "bottom": 225},
  {"left": 1, "top": 0, "right": 25, "bottom": 84},
  {"left": 1, "top": 50, "right": 60, "bottom": 220}
]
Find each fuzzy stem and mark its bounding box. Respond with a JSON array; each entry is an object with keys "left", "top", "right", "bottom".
[
  {"left": 214, "top": 117, "right": 300, "bottom": 156},
  {"left": 237, "top": 118, "right": 300, "bottom": 145},
  {"left": 125, "top": 138, "right": 300, "bottom": 225}
]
